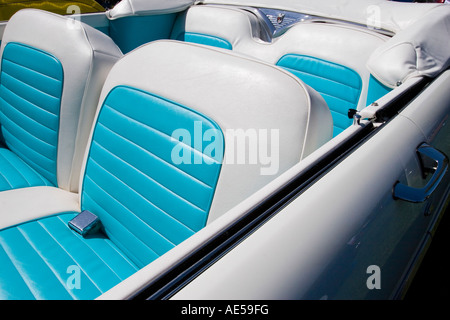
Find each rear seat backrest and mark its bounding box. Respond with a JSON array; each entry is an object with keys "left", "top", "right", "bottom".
[
  {"left": 173, "top": 5, "right": 390, "bottom": 136},
  {"left": 170, "top": 5, "right": 262, "bottom": 50},
  {"left": 0, "top": 9, "right": 122, "bottom": 192},
  {"left": 266, "top": 23, "right": 389, "bottom": 136}
]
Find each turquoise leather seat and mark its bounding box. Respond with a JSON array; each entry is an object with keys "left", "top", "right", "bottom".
[
  {"left": 0, "top": 83, "right": 223, "bottom": 299},
  {"left": 0, "top": 63, "right": 223, "bottom": 300},
  {"left": 0, "top": 9, "right": 122, "bottom": 192},
  {"left": 276, "top": 54, "right": 363, "bottom": 136},
  {"left": 0, "top": 38, "right": 332, "bottom": 299},
  {"left": 0, "top": 213, "right": 138, "bottom": 299}
]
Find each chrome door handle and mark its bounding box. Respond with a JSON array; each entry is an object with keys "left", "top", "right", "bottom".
[{"left": 393, "top": 143, "right": 449, "bottom": 203}]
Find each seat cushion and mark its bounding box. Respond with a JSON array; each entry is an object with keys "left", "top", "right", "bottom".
[
  {"left": 0, "top": 148, "right": 53, "bottom": 191},
  {"left": 0, "top": 213, "right": 138, "bottom": 300}
]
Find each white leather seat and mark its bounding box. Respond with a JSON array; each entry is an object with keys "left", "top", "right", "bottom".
[{"left": 0, "top": 9, "right": 122, "bottom": 193}]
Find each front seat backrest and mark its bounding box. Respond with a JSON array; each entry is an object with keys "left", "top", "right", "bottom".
[
  {"left": 79, "top": 40, "right": 332, "bottom": 266},
  {"left": 0, "top": 9, "right": 122, "bottom": 192}
]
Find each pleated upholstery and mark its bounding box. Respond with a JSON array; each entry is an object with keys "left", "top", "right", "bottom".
[
  {"left": 81, "top": 86, "right": 224, "bottom": 268},
  {"left": 0, "top": 213, "right": 138, "bottom": 300},
  {"left": 0, "top": 42, "right": 63, "bottom": 190},
  {"left": 276, "top": 54, "right": 362, "bottom": 137},
  {"left": 0, "top": 84, "right": 224, "bottom": 300},
  {"left": 0, "top": 148, "right": 53, "bottom": 189}
]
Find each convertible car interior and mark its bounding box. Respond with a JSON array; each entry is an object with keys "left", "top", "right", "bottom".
[{"left": 0, "top": 0, "right": 449, "bottom": 299}]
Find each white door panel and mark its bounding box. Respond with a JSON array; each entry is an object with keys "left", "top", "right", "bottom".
[
  {"left": 172, "top": 74, "right": 450, "bottom": 300},
  {"left": 399, "top": 72, "right": 450, "bottom": 236},
  {"left": 172, "top": 116, "right": 428, "bottom": 299},
  {"left": 401, "top": 72, "right": 450, "bottom": 144}
]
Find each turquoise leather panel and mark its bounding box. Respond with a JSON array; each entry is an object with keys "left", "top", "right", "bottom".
[
  {"left": 81, "top": 86, "right": 224, "bottom": 268},
  {"left": 0, "top": 85, "right": 224, "bottom": 300},
  {"left": 0, "top": 42, "right": 63, "bottom": 186},
  {"left": 277, "top": 54, "right": 362, "bottom": 137},
  {"left": 0, "top": 213, "right": 138, "bottom": 300},
  {"left": 366, "top": 75, "right": 392, "bottom": 106},
  {"left": 176, "top": 32, "right": 232, "bottom": 50},
  {"left": 0, "top": 148, "right": 52, "bottom": 191}
]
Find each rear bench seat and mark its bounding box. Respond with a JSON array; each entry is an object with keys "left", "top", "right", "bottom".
[
  {"left": 171, "top": 5, "right": 391, "bottom": 136},
  {"left": 171, "top": 4, "right": 263, "bottom": 50},
  {"left": 0, "top": 9, "right": 122, "bottom": 192},
  {"left": 0, "top": 40, "right": 332, "bottom": 299}
]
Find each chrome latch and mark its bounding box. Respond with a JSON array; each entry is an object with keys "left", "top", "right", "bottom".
[{"left": 348, "top": 108, "right": 361, "bottom": 125}]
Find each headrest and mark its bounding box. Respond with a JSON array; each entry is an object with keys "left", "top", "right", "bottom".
[{"left": 93, "top": 40, "right": 332, "bottom": 221}]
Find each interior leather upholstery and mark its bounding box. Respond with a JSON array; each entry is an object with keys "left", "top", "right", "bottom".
[
  {"left": 0, "top": 39, "right": 332, "bottom": 299},
  {"left": 276, "top": 54, "right": 363, "bottom": 136},
  {"left": 80, "top": 85, "right": 224, "bottom": 268},
  {"left": 0, "top": 42, "right": 63, "bottom": 188},
  {"left": 0, "top": 9, "right": 122, "bottom": 192},
  {"left": 0, "top": 212, "right": 138, "bottom": 300}
]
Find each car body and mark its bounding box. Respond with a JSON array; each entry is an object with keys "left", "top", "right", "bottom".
[{"left": 0, "top": 0, "right": 449, "bottom": 300}]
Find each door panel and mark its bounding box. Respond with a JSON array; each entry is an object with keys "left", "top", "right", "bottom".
[
  {"left": 172, "top": 115, "right": 428, "bottom": 299},
  {"left": 171, "top": 73, "right": 450, "bottom": 300},
  {"left": 400, "top": 71, "right": 450, "bottom": 236}
]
